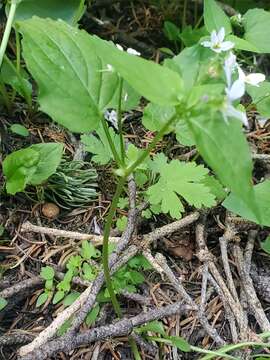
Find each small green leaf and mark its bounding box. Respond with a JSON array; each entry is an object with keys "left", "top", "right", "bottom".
[
  {"left": 118, "top": 197, "right": 129, "bottom": 209},
  {"left": 128, "top": 255, "right": 152, "bottom": 270},
  {"left": 36, "top": 292, "right": 48, "bottom": 307},
  {"left": 81, "top": 125, "right": 121, "bottom": 165},
  {"left": 3, "top": 143, "right": 63, "bottom": 195},
  {"left": 63, "top": 291, "right": 80, "bottom": 307},
  {"left": 82, "top": 263, "right": 96, "bottom": 281},
  {"left": 204, "top": 0, "right": 232, "bottom": 34},
  {"left": 40, "top": 266, "right": 55, "bottom": 281},
  {"left": 53, "top": 290, "right": 65, "bottom": 304},
  {"left": 126, "top": 270, "right": 145, "bottom": 284},
  {"left": 45, "top": 279, "right": 53, "bottom": 291},
  {"left": 170, "top": 335, "right": 191, "bottom": 352},
  {"left": 201, "top": 175, "right": 226, "bottom": 201},
  {"left": 116, "top": 216, "right": 128, "bottom": 232},
  {"left": 81, "top": 240, "right": 100, "bottom": 260},
  {"left": 147, "top": 154, "right": 215, "bottom": 219},
  {"left": 10, "top": 124, "right": 29, "bottom": 137},
  {"left": 66, "top": 255, "right": 82, "bottom": 271},
  {"left": 163, "top": 21, "right": 180, "bottom": 42},
  {"left": 136, "top": 321, "right": 165, "bottom": 335},
  {"left": 0, "top": 297, "right": 8, "bottom": 311},
  {"left": 85, "top": 304, "right": 100, "bottom": 326},
  {"left": 57, "top": 317, "right": 73, "bottom": 336}
]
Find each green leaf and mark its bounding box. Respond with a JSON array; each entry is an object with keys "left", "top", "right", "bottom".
[
  {"left": 126, "top": 270, "right": 145, "bottom": 284},
  {"left": 142, "top": 103, "right": 195, "bottom": 146},
  {"left": 116, "top": 216, "right": 127, "bottom": 232},
  {"left": 163, "top": 21, "right": 180, "bottom": 41},
  {"left": 67, "top": 255, "right": 82, "bottom": 271},
  {"left": 187, "top": 113, "right": 259, "bottom": 222},
  {"left": 91, "top": 35, "right": 184, "bottom": 106},
  {"left": 45, "top": 279, "right": 53, "bottom": 291},
  {"left": 204, "top": 0, "right": 232, "bottom": 34},
  {"left": 63, "top": 291, "right": 80, "bottom": 307},
  {"left": 12, "top": 0, "right": 85, "bottom": 25},
  {"left": 80, "top": 240, "right": 100, "bottom": 260},
  {"left": 3, "top": 142, "right": 63, "bottom": 195},
  {"left": 147, "top": 154, "right": 216, "bottom": 219},
  {"left": 201, "top": 175, "right": 226, "bottom": 201},
  {"left": 118, "top": 197, "right": 129, "bottom": 209},
  {"left": 82, "top": 263, "right": 96, "bottom": 281},
  {"left": 226, "top": 35, "right": 259, "bottom": 52},
  {"left": 223, "top": 180, "right": 270, "bottom": 226},
  {"left": 57, "top": 279, "right": 71, "bottom": 293},
  {"left": 19, "top": 18, "right": 118, "bottom": 133},
  {"left": 40, "top": 266, "right": 54, "bottom": 281},
  {"left": 243, "top": 9, "right": 270, "bottom": 53},
  {"left": 106, "top": 80, "right": 141, "bottom": 111},
  {"left": 36, "top": 292, "right": 48, "bottom": 307},
  {"left": 0, "top": 297, "right": 8, "bottom": 311},
  {"left": 261, "top": 236, "right": 270, "bottom": 255},
  {"left": 128, "top": 255, "right": 152, "bottom": 270},
  {"left": 57, "top": 317, "right": 73, "bottom": 336},
  {"left": 10, "top": 124, "right": 29, "bottom": 137},
  {"left": 179, "top": 26, "right": 208, "bottom": 47},
  {"left": 53, "top": 290, "right": 65, "bottom": 304},
  {"left": 247, "top": 82, "right": 270, "bottom": 118},
  {"left": 81, "top": 125, "right": 120, "bottom": 165},
  {"left": 85, "top": 304, "right": 100, "bottom": 326},
  {"left": 1, "top": 57, "right": 32, "bottom": 101},
  {"left": 170, "top": 335, "right": 191, "bottom": 352},
  {"left": 137, "top": 321, "right": 165, "bottom": 335}
]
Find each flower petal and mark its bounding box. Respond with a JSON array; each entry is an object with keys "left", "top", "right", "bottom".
[
  {"left": 220, "top": 41, "right": 234, "bottom": 51},
  {"left": 226, "top": 104, "right": 248, "bottom": 127},
  {"left": 224, "top": 52, "right": 237, "bottom": 87},
  {"left": 227, "top": 79, "right": 245, "bottom": 101},
  {"left": 217, "top": 27, "right": 225, "bottom": 42},
  {"left": 210, "top": 30, "right": 219, "bottom": 45},
  {"left": 127, "top": 48, "right": 141, "bottom": 56},
  {"left": 245, "top": 73, "right": 265, "bottom": 86},
  {"left": 201, "top": 41, "right": 212, "bottom": 48},
  {"left": 237, "top": 66, "right": 246, "bottom": 83},
  {"left": 116, "top": 44, "right": 124, "bottom": 51}
]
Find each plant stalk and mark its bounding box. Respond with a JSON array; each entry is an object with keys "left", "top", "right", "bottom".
[
  {"left": 101, "top": 115, "right": 123, "bottom": 167},
  {"left": 117, "top": 77, "right": 125, "bottom": 163},
  {"left": 0, "top": 0, "right": 18, "bottom": 69}
]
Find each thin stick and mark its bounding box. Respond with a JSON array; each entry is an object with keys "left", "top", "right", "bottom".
[{"left": 20, "top": 221, "right": 120, "bottom": 245}]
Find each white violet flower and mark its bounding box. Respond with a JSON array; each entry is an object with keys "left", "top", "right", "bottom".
[
  {"left": 201, "top": 27, "right": 234, "bottom": 53},
  {"left": 116, "top": 43, "right": 140, "bottom": 56},
  {"left": 237, "top": 65, "right": 265, "bottom": 87},
  {"left": 224, "top": 52, "right": 237, "bottom": 88},
  {"left": 104, "top": 109, "right": 118, "bottom": 129}
]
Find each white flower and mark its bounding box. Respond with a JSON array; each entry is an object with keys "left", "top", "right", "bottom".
[
  {"left": 237, "top": 65, "right": 265, "bottom": 87},
  {"left": 222, "top": 78, "right": 248, "bottom": 126},
  {"left": 116, "top": 43, "right": 140, "bottom": 56},
  {"left": 126, "top": 48, "right": 141, "bottom": 56},
  {"left": 201, "top": 27, "right": 234, "bottom": 53},
  {"left": 116, "top": 44, "right": 124, "bottom": 51},
  {"left": 224, "top": 52, "right": 237, "bottom": 88},
  {"left": 104, "top": 109, "right": 118, "bottom": 129}
]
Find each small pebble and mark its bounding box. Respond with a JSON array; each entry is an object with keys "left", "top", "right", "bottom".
[{"left": 42, "top": 203, "right": 60, "bottom": 219}]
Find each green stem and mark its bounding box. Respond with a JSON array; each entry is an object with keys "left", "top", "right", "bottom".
[
  {"left": 0, "top": 1, "right": 18, "bottom": 69},
  {"left": 102, "top": 176, "right": 126, "bottom": 318},
  {"left": 101, "top": 115, "right": 123, "bottom": 167},
  {"left": 125, "top": 114, "right": 177, "bottom": 176},
  {"left": 117, "top": 77, "right": 125, "bottom": 163},
  {"left": 15, "top": 28, "right": 20, "bottom": 73},
  {"left": 129, "top": 338, "right": 142, "bottom": 360}
]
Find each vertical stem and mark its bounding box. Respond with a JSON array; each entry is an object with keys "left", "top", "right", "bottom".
[
  {"left": 15, "top": 28, "right": 20, "bottom": 73},
  {"left": 102, "top": 176, "right": 126, "bottom": 318},
  {"left": 0, "top": 1, "right": 18, "bottom": 69},
  {"left": 101, "top": 115, "right": 123, "bottom": 167},
  {"left": 117, "top": 77, "right": 125, "bottom": 163}
]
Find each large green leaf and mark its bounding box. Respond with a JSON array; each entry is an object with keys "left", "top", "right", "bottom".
[
  {"left": 10, "top": 0, "right": 85, "bottom": 25},
  {"left": 18, "top": 17, "right": 119, "bottom": 133},
  {"left": 243, "top": 9, "right": 270, "bottom": 53},
  {"left": 90, "top": 36, "right": 183, "bottom": 106},
  {"left": 223, "top": 180, "right": 270, "bottom": 226},
  {"left": 247, "top": 82, "right": 270, "bottom": 118},
  {"left": 187, "top": 113, "right": 259, "bottom": 220},
  {"left": 204, "top": 0, "right": 232, "bottom": 35}
]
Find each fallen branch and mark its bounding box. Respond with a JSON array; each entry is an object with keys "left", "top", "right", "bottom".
[
  {"left": 20, "top": 302, "right": 192, "bottom": 360},
  {"left": 21, "top": 221, "right": 120, "bottom": 246}
]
